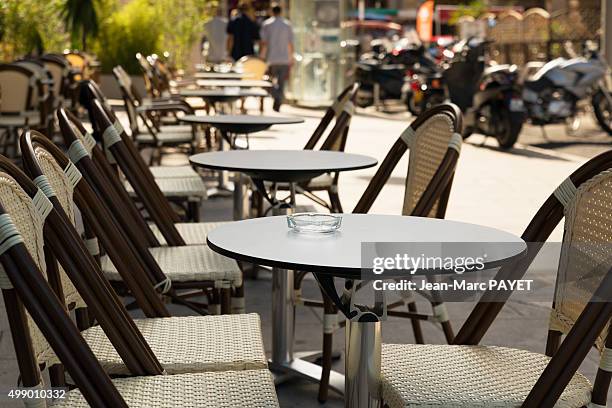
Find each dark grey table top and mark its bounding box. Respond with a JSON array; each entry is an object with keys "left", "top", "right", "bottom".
[
  {"left": 189, "top": 150, "right": 377, "bottom": 182},
  {"left": 196, "top": 79, "right": 272, "bottom": 88},
  {"left": 179, "top": 115, "right": 304, "bottom": 126},
  {"left": 207, "top": 214, "right": 527, "bottom": 278},
  {"left": 194, "top": 72, "right": 250, "bottom": 79},
  {"left": 179, "top": 89, "right": 268, "bottom": 98}
]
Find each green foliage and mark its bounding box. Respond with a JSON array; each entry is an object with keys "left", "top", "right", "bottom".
[
  {"left": 449, "top": 0, "right": 488, "bottom": 26},
  {"left": 0, "top": 0, "right": 215, "bottom": 72},
  {"left": 152, "top": 0, "right": 216, "bottom": 70},
  {"left": 61, "top": 0, "right": 99, "bottom": 50},
  {"left": 94, "top": 0, "right": 161, "bottom": 75},
  {"left": 0, "top": 0, "right": 68, "bottom": 61}
]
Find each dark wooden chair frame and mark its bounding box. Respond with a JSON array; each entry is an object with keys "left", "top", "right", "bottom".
[
  {"left": 309, "top": 103, "right": 463, "bottom": 401},
  {"left": 56, "top": 108, "right": 235, "bottom": 315},
  {"left": 450, "top": 149, "right": 612, "bottom": 407},
  {"left": 112, "top": 65, "right": 197, "bottom": 164},
  {"left": 81, "top": 79, "right": 202, "bottom": 220},
  {"left": 0, "top": 157, "right": 164, "bottom": 397},
  {"left": 20, "top": 130, "right": 170, "bottom": 319}
]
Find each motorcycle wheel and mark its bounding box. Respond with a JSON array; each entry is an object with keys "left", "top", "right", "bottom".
[
  {"left": 461, "top": 127, "right": 473, "bottom": 139},
  {"left": 496, "top": 110, "right": 523, "bottom": 149},
  {"left": 419, "top": 92, "right": 446, "bottom": 115},
  {"left": 406, "top": 92, "right": 422, "bottom": 116},
  {"left": 592, "top": 90, "right": 612, "bottom": 135}
]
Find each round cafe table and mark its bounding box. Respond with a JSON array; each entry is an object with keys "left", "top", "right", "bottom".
[
  {"left": 196, "top": 79, "right": 272, "bottom": 88},
  {"left": 189, "top": 150, "right": 377, "bottom": 219},
  {"left": 179, "top": 88, "right": 268, "bottom": 105},
  {"left": 179, "top": 114, "right": 303, "bottom": 135},
  {"left": 182, "top": 116, "right": 304, "bottom": 197},
  {"left": 207, "top": 214, "right": 527, "bottom": 407},
  {"left": 194, "top": 72, "right": 250, "bottom": 80}
]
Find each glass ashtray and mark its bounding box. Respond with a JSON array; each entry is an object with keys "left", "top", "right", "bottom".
[{"left": 287, "top": 213, "right": 342, "bottom": 233}]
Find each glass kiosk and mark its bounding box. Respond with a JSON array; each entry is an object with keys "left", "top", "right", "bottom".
[{"left": 288, "top": 0, "right": 355, "bottom": 107}]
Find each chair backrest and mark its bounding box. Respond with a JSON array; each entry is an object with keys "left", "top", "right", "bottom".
[
  {"left": 0, "top": 64, "right": 38, "bottom": 114},
  {"left": 40, "top": 54, "right": 70, "bottom": 102},
  {"left": 136, "top": 53, "right": 158, "bottom": 99},
  {"left": 304, "top": 82, "right": 360, "bottom": 151},
  {"left": 549, "top": 170, "right": 612, "bottom": 350},
  {"left": 87, "top": 98, "right": 187, "bottom": 246},
  {"left": 0, "top": 150, "right": 164, "bottom": 381},
  {"left": 63, "top": 50, "right": 89, "bottom": 80},
  {"left": 353, "top": 103, "right": 463, "bottom": 219},
  {"left": 150, "top": 55, "right": 173, "bottom": 95},
  {"left": 0, "top": 195, "right": 129, "bottom": 407},
  {"left": 44, "top": 115, "right": 172, "bottom": 317},
  {"left": 112, "top": 66, "right": 141, "bottom": 133},
  {"left": 236, "top": 55, "right": 268, "bottom": 80},
  {"left": 448, "top": 150, "right": 612, "bottom": 407}
]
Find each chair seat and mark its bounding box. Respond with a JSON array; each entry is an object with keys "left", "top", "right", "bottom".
[
  {"left": 381, "top": 344, "right": 592, "bottom": 408},
  {"left": 149, "top": 165, "right": 199, "bottom": 179},
  {"left": 101, "top": 245, "right": 242, "bottom": 286},
  {"left": 0, "top": 112, "right": 41, "bottom": 127},
  {"left": 150, "top": 222, "right": 227, "bottom": 245},
  {"left": 51, "top": 369, "right": 279, "bottom": 407},
  {"left": 49, "top": 314, "right": 267, "bottom": 375},
  {"left": 159, "top": 125, "right": 193, "bottom": 134},
  {"left": 136, "top": 130, "right": 193, "bottom": 145},
  {"left": 125, "top": 177, "right": 207, "bottom": 199}
]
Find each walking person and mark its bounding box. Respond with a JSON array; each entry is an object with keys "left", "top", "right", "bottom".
[
  {"left": 226, "top": 2, "right": 260, "bottom": 62},
  {"left": 203, "top": 7, "right": 228, "bottom": 64},
  {"left": 260, "top": 3, "right": 294, "bottom": 111}
]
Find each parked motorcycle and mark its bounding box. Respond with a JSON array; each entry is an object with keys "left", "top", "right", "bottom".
[
  {"left": 522, "top": 42, "right": 612, "bottom": 136},
  {"left": 422, "top": 38, "right": 525, "bottom": 149},
  {"left": 354, "top": 42, "right": 437, "bottom": 109}
]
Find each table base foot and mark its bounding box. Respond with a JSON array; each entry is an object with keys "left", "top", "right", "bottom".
[{"left": 270, "top": 358, "right": 344, "bottom": 396}]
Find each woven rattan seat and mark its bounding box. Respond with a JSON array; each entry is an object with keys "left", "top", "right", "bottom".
[
  {"left": 158, "top": 124, "right": 193, "bottom": 134},
  {"left": 101, "top": 244, "right": 242, "bottom": 286},
  {"left": 0, "top": 113, "right": 41, "bottom": 127},
  {"left": 51, "top": 369, "right": 280, "bottom": 407},
  {"left": 149, "top": 165, "right": 199, "bottom": 179},
  {"left": 150, "top": 221, "right": 226, "bottom": 245},
  {"left": 125, "top": 177, "right": 207, "bottom": 199},
  {"left": 43, "top": 314, "right": 267, "bottom": 374},
  {"left": 381, "top": 344, "right": 592, "bottom": 408},
  {"left": 136, "top": 130, "right": 194, "bottom": 145}
]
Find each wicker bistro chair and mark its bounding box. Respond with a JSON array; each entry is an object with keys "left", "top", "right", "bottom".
[
  {"left": 19, "top": 132, "right": 269, "bottom": 377},
  {"left": 311, "top": 103, "right": 464, "bottom": 402},
  {"left": 235, "top": 56, "right": 268, "bottom": 113},
  {"left": 0, "top": 166, "right": 279, "bottom": 407},
  {"left": 112, "top": 65, "right": 198, "bottom": 164},
  {"left": 14, "top": 60, "right": 56, "bottom": 135},
  {"left": 264, "top": 83, "right": 360, "bottom": 214},
  {"left": 55, "top": 110, "right": 243, "bottom": 315},
  {"left": 58, "top": 106, "right": 217, "bottom": 249},
  {"left": 0, "top": 64, "right": 44, "bottom": 155},
  {"left": 79, "top": 82, "right": 206, "bottom": 221},
  {"left": 40, "top": 54, "right": 72, "bottom": 111},
  {"left": 82, "top": 79, "right": 200, "bottom": 180},
  {"left": 379, "top": 153, "right": 612, "bottom": 408}
]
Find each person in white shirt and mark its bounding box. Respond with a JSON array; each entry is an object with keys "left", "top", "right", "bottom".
[
  {"left": 260, "top": 3, "right": 294, "bottom": 111},
  {"left": 203, "top": 8, "right": 228, "bottom": 64}
]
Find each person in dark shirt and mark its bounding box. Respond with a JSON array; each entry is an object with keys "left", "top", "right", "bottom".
[{"left": 226, "top": 3, "right": 260, "bottom": 61}]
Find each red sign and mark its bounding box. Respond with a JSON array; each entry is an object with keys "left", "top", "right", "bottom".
[{"left": 417, "top": 0, "right": 434, "bottom": 42}]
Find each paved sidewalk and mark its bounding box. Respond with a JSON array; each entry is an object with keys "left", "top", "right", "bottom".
[{"left": 1, "top": 100, "right": 607, "bottom": 407}]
